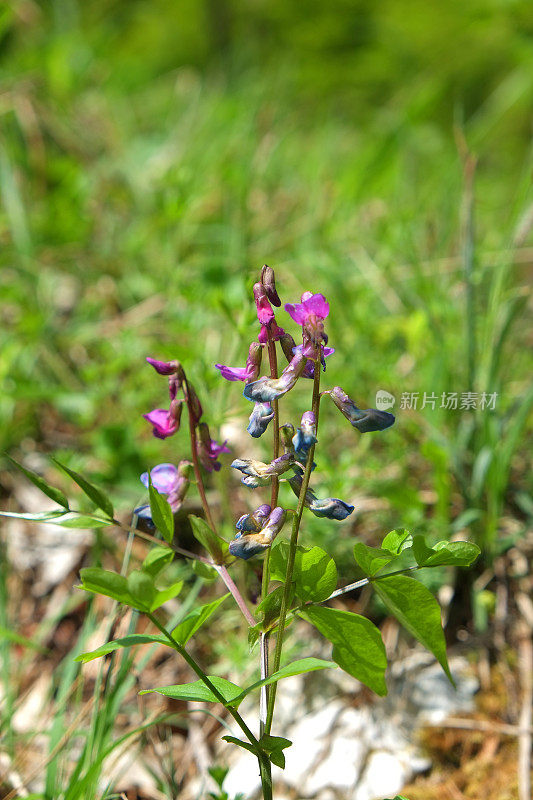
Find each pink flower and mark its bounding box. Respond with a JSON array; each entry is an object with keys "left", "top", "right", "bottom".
[
  {"left": 143, "top": 404, "right": 182, "bottom": 439},
  {"left": 284, "top": 292, "right": 329, "bottom": 326},
  {"left": 253, "top": 282, "right": 275, "bottom": 325},
  {"left": 258, "top": 321, "right": 285, "bottom": 344},
  {"left": 140, "top": 461, "right": 193, "bottom": 512},
  {"left": 215, "top": 342, "right": 262, "bottom": 383}
]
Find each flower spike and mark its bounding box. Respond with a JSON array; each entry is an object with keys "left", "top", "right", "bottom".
[{"left": 327, "top": 386, "right": 395, "bottom": 432}]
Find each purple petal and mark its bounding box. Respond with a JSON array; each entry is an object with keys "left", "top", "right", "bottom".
[
  {"left": 143, "top": 408, "right": 179, "bottom": 439},
  {"left": 140, "top": 463, "right": 180, "bottom": 494},
  {"left": 146, "top": 357, "right": 178, "bottom": 375},
  {"left": 215, "top": 364, "right": 249, "bottom": 382},
  {"left": 284, "top": 302, "right": 307, "bottom": 325},
  {"left": 303, "top": 293, "right": 329, "bottom": 319}
]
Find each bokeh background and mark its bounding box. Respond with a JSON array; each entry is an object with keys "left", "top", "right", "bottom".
[{"left": 1, "top": 1, "right": 532, "bottom": 798}]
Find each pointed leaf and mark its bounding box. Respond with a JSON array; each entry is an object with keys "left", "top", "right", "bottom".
[
  {"left": 148, "top": 474, "right": 174, "bottom": 544},
  {"left": 258, "top": 734, "right": 292, "bottom": 753},
  {"left": 75, "top": 634, "right": 170, "bottom": 662},
  {"left": 150, "top": 581, "right": 184, "bottom": 611},
  {"left": 142, "top": 546, "right": 174, "bottom": 577},
  {"left": 270, "top": 543, "right": 337, "bottom": 602},
  {"left": 221, "top": 736, "right": 258, "bottom": 756},
  {"left": 381, "top": 529, "right": 413, "bottom": 554},
  {"left": 188, "top": 515, "right": 226, "bottom": 562},
  {"left": 79, "top": 567, "right": 132, "bottom": 605},
  {"left": 411, "top": 535, "right": 480, "bottom": 568},
  {"left": 5, "top": 455, "right": 69, "bottom": 508},
  {"left": 268, "top": 749, "right": 286, "bottom": 768},
  {"left": 0, "top": 510, "right": 68, "bottom": 521},
  {"left": 172, "top": 593, "right": 230, "bottom": 645},
  {"left": 231, "top": 657, "right": 337, "bottom": 704},
  {"left": 301, "top": 607, "right": 387, "bottom": 696},
  {"left": 127, "top": 570, "right": 156, "bottom": 611},
  {"left": 139, "top": 676, "right": 242, "bottom": 705},
  {"left": 353, "top": 542, "right": 397, "bottom": 577},
  {"left": 53, "top": 458, "right": 114, "bottom": 518},
  {"left": 54, "top": 515, "right": 113, "bottom": 528},
  {"left": 373, "top": 574, "right": 454, "bottom": 684}
]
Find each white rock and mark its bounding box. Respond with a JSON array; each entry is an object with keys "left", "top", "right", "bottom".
[
  {"left": 354, "top": 750, "right": 408, "bottom": 800},
  {"left": 304, "top": 735, "right": 365, "bottom": 795}
]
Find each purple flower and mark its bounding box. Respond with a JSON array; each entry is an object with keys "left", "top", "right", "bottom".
[
  {"left": 146, "top": 357, "right": 183, "bottom": 377},
  {"left": 285, "top": 292, "right": 329, "bottom": 326},
  {"left": 231, "top": 454, "right": 295, "bottom": 488},
  {"left": 253, "top": 282, "right": 275, "bottom": 325},
  {"left": 258, "top": 321, "right": 285, "bottom": 344},
  {"left": 197, "top": 422, "right": 230, "bottom": 472},
  {"left": 327, "top": 387, "right": 395, "bottom": 433},
  {"left": 140, "top": 461, "right": 193, "bottom": 512},
  {"left": 247, "top": 402, "right": 274, "bottom": 438},
  {"left": 229, "top": 506, "right": 287, "bottom": 560},
  {"left": 215, "top": 342, "right": 262, "bottom": 383},
  {"left": 236, "top": 504, "right": 272, "bottom": 532},
  {"left": 243, "top": 350, "right": 307, "bottom": 403},
  {"left": 143, "top": 402, "right": 183, "bottom": 439},
  {"left": 293, "top": 344, "right": 335, "bottom": 377}
]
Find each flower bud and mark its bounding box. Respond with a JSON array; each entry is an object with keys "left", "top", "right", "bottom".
[
  {"left": 280, "top": 423, "right": 295, "bottom": 453},
  {"left": 287, "top": 470, "right": 354, "bottom": 520},
  {"left": 292, "top": 411, "right": 317, "bottom": 465},
  {"left": 280, "top": 332, "right": 297, "bottom": 363},
  {"left": 229, "top": 505, "right": 287, "bottom": 560},
  {"left": 197, "top": 422, "right": 230, "bottom": 472},
  {"left": 247, "top": 402, "right": 274, "bottom": 438},
  {"left": 186, "top": 382, "right": 203, "bottom": 425},
  {"left": 328, "top": 387, "right": 395, "bottom": 432},
  {"left": 146, "top": 357, "right": 184, "bottom": 377},
  {"left": 261, "top": 264, "right": 281, "bottom": 307}
]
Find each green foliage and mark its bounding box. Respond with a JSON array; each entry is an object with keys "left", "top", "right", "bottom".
[
  {"left": 373, "top": 575, "right": 453, "bottom": 685},
  {"left": 76, "top": 634, "right": 170, "bottom": 663},
  {"left": 5, "top": 455, "right": 69, "bottom": 509},
  {"left": 189, "top": 515, "right": 227, "bottom": 563},
  {"left": 148, "top": 473, "right": 174, "bottom": 544},
  {"left": 301, "top": 607, "right": 387, "bottom": 696},
  {"left": 53, "top": 458, "right": 114, "bottom": 519},
  {"left": 78, "top": 566, "right": 182, "bottom": 613},
  {"left": 172, "top": 593, "right": 230, "bottom": 645},
  {"left": 270, "top": 543, "right": 337, "bottom": 602}
]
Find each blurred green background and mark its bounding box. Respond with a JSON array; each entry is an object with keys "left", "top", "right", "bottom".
[{"left": 1, "top": 0, "right": 532, "bottom": 562}]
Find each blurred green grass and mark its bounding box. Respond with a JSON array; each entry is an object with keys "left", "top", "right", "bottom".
[{"left": 1, "top": 0, "right": 532, "bottom": 559}]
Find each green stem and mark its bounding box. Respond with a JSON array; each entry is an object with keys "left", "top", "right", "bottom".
[
  {"left": 264, "top": 357, "right": 322, "bottom": 734},
  {"left": 148, "top": 613, "right": 261, "bottom": 753}
]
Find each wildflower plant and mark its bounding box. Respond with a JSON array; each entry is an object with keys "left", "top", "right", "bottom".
[{"left": 2, "top": 266, "right": 480, "bottom": 800}]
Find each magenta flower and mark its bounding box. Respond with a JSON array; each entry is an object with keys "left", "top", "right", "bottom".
[
  {"left": 197, "top": 422, "right": 230, "bottom": 472},
  {"left": 143, "top": 401, "right": 183, "bottom": 439},
  {"left": 253, "top": 282, "right": 275, "bottom": 325},
  {"left": 285, "top": 292, "right": 329, "bottom": 326},
  {"left": 146, "top": 357, "right": 182, "bottom": 376},
  {"left": 215, "top": 342, "right": 262, "bottom": 383},
  {"left": 243, "top": 350, "right": 307, "bottom": 403},
  {"left": 258, "top": 321, "right": 285, "bottom": 344}
]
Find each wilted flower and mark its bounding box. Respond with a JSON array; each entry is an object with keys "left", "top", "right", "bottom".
[
  {"left": 236, "top": 503, "right": 272, "bottom": 532},
  {"left": 143, "top": 400, "right": 183, "bottom": 440},
  {"left": 229, "top": 506, "right": 287, "bottom": 560},
  {"left": 279, "top": 423, "right": 295, "bottom": 454},
  {"left": 247, "top": 402, "right": 274, "bottom": 438},
  {"left": 231, "top": 454, "right": 295, "bottom": 488},
  {"left": 243, "top": 350, "right": 307, "bottom": 403},
  {"left": 327, "top": 386, "right": 395, "bottom": 432},
  {"left": 292, "top": 411, "right": 317, "bottom": 464},
  {"left": 287, "top": 469, "right": 354, "bottom": 520},
  {"left": 140, "top": 461, "right": 193, "bottom": 512},
  {"left": 197, "top": 422, "right": 230, "bottom": 472},
  {"left": 215, "top": 342, "right": 263, "bottom": 383}
]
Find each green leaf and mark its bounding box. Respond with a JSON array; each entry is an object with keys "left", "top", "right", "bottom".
[
  {"left": 381, "top": 529, "right": 413, "bottom": 554},
  {"left": 301, "top": 607, "right": 387, "bottom": 696},
  {"left": 258, "top": 734, "right": 292, "bottom": 753},
  {"left": 373, "top": 574, "right": 454, "bottom": 684},
  {"left": 268, "top": 749, "right": 286, "bottom": 769},
  {"left": 0, "top": 625, "right": 48, "bottom": 653},
  {"left": 231, "top": 657, "right": 337, "bottom": 705},
  {"left": 353, "top": 542, "right": 397, "bottom": 577},
  {"left": 0, "top": 510, "right": 68, "bottom": 521},
  {"left": 150, "top": 581, "right": 184, "bottom": 611},
  {"left": 127, "top": 570, "right": 156, "bottom": 611},
  {"left": 411, "top": 535, "right": 480, "bottom": 568},
  {"left": 52, "top": 459, "right": 114, "bottom": 518},
  {"left": 54, "top": 514, "right": 113, "bottom": 528},
  {"left": 270, "top": 543, "right": 337, "bottom": 602},
  {"left": 148, "top": 474, "right": 174, "bottom": 544},
  {"left": 221, "top": 736, "right": 258, "bottom": 756},
  {"left": 5, "top": 455, "right": 69, "bottom": 509},
  {"left": 142, "top": 546, "right": 174, "bottom": 577},
  {"left": 172, "top": 593, "right": 230, "bottom": 645},
  {"left": 140, "top": 676, "right": 242, "bottom": 705},
  {"left": 191, "top": 560, "right": 218, "bottom": 581},
  {"left": 79, "top": 567, "right": 133, "bottom": 606},
  {"left": 208, "top": 766, "right": 229, "bottom": 790},
  {"left": 188, "top": 515, "right": 226, "bottom": 563},
  {"left": 255, "top": 585, "right": 294, "bottom": 631},
  {"left": 75, "top": 634, "right": 170, "bottom": 662}
]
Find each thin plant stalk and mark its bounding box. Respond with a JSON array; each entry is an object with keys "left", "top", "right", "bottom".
[{"left": 264, "top": 355, "right": 322, "bottom": 734}]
